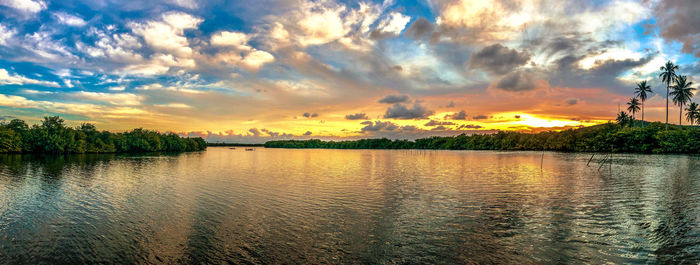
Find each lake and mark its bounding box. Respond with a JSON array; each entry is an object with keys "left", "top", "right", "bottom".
[{"left": 0, "top": 147, "right": 698, "bottom": 264}]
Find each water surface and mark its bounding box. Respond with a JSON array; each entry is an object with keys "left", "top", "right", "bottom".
[{"left": 1, "top": 148, "right": 699, "bottom": 264}]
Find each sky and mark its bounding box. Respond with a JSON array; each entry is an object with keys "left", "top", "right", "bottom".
[{"left": 0, "top": 0, "right": 698, "bottom": 143}]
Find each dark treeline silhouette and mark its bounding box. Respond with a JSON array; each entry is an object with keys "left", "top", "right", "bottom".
[
  {"left": 0, "top": 116, "right": 206, "bottom": 153},
  {"left": 264, "top": 121, "right": 700, "bottom": 154},
  {"left": 207, "top": 143, "right": 264, "bottom": 147}
]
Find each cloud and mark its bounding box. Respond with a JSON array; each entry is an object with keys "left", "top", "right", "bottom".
[
  {"left": 431, "top": 0, "right": 650, "bottom": 45},
  {"left": 22, "top": 89, "right": 54, "bottom": 94},
  {"left": 302, "top": 112, "right": 318, "bottom": 118},
  {"left": 0, "top": 0, "right": 46, "bottom": 14},
  {"left": 109, "top": 86, "right": 126, "bottom": 91},
  {"left": 654, "top": 0, "right": 700, "bottom": 57},
  {"left": 185, "top": 129, "right": 303, "bottom": 144},
  {"left": 169, "top": 0, "right": 197, "bottom": 9},
  {"left": 52, "top": 12, "right": 86, "bottom": 27},
  {"left": 424, "top": 120, "right": 455, "bottom": 126},
  {"left": 303, "top": 131, "right": 312, "bottom": 136},
  {"left": 565, "top": 98, "right": 578, "bottom": 106},
  {"left": 154, "top": 103, "right": 191, "bottom": 108},
  {"left": 0, "top": 93, "right": 153, "bottom": 120},
  {"left": 360, "top": 120, "right": 399, "bottom": 132},
  {"left": 496, "top": 71, "right": 536, "bottom": 92},
  {"left": 469, "top": 44, "right": 529, "bottom": 75},
  {"left": 378, "top": 94, "right": 409, "bottom": 104},
  {"left": 370, "top": 12, "right": 411, "bottom": 39},
  {"left": 210, "top": 31, "right": 251, "bottom": 49},
  {"left": 472, "top": 115, "right": 488, "bottom": 120},
  {"left": 345, "top": 113, "right": 368, "bottom": 120},
  {"left": 0, "top": 24, "right": 16, "bottom": 45},
  {"left": 241, "top": 50, "right": 275, "bottom": 71},
  {"left": 404, "top": 17, "right": 436, "bottom": 41},
  {"left": 294, "top": 1, "right": 351, "bottom": 46},
  {"left": 73, "top": 91, "right": 144, "bottom": 106},
  {"left": 383, "top": 103, "right": 433, "bottom": 119},
  {"left": 458, "top": 124, "right": 482, "bottom": 129},
  {"left": 358, "top": 120, "right": 492, "bottom": 139},
  {"left": 129, "top": 11, "right": 202, "bottom": 56},
  {"left": 135, "top": 83, "right": 203, "bottom": 94},
  {"left": 77, "top": 28, "right": 143, "bottom": 63},
  {"left": 0, "top": 93, "right": 37, "bottom": 108},
  {"left": 260, "top": 0, "right": 403, "bottom": 51},
  {"left": 446, "top": 110, "right": 467, "bottom": 120},
  {"left": 0, "top": 68, "right": 60, "bottom": 87}
]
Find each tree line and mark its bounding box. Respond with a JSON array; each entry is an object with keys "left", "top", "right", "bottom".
[
  {"left": 264, "top": 121, "right": 700, "bottom": 154},
  {"left": 0, "top": 116, "right": 206, "bottom": 153}
]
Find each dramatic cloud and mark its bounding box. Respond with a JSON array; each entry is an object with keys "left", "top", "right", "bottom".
[
  {"left": 345, "top": 113, "right": 369, "bottom": 120},
  {"left": 0, "top": 0, "right": 693, "bottom": 139},
  {"left": 383, "top": 103, "right": 433, "bottom": 119},
  {"left": 496, "top": 71, "right": 536, "bottom": 92},
  {"left": 654, "top": 0, "right": 700, "bottom": 57},
  {"left": 378, "top": 94, "right": 409, "bottom": 104},
  {"left": 469, "top": 44, "right": 530, "bottom": 75}
]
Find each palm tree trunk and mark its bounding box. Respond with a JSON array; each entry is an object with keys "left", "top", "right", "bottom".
[
  {"left": 680, "top": 105, "right": 682, "bottom": 126},
  {"left": 666, "top": 84, "right": 669, "bottom": 128},
  {"left": 641, "top": 101, "right": 644, "bottom": 122}
]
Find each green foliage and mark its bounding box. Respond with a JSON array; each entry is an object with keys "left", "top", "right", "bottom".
[
  {"left": 264, "top": 122, "right": 700, "bottom": 154},
  {"left": 0, "top": 116, "right": 206, "bottom": 153}
]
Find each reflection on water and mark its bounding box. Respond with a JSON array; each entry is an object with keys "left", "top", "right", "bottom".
[{"left": 0, "top": 148, "right": 699, "bottom": 264}]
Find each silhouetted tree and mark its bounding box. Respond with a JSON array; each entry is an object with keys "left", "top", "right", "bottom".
[
  {"left": 616, "top": 111, "right": 632, "bottom": 127},
  {"left": 685, "top": 102, "right": 699, "bottom": 126},
  {"left": 634, "top": 80, "right": 652, "bottom": 122},
  {"left": 660, "top": 61, "right": 679, "bottom": 128},
  {"left": 0, "top": 116, "right": 206, "bottom": 153},
  {"left": 627, "top": 97, "right": 640, "bottom": 121},
  {"left": 670, "top": 75, "right": 695, "bottom": 126}
]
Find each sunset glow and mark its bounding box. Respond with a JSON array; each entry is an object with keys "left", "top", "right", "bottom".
[{"left": 0, "top": 0, "right": 698, "bottom": 143}]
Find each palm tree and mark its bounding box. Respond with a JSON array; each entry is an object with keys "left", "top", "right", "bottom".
[
  {"left": 616, "top": 111, "right": 631, "bottom": 126},
  {"left": 634, "top": 80, "right": 652, "bottom": 122},
  {"left": 659, "top": 61, "right": 679, "bottom": 128},
  {"left": 670, "top": 75, "right": 695, "bottom": 126},
  {"left": 685, "top": 102, "right": 699, "bottom": 126},
  {"left": 627, "top": 98, "right": 640, "bottom": 121}
]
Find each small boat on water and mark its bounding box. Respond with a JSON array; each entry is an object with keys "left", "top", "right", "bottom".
[
  {"left": 229, "top": 147, "right": 236, "bottom": 150},
  {"left": 245, "top": 148, "right": 254, "bottom": 151}
]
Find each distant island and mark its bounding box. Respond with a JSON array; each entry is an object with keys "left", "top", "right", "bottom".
[
  {"left": 0, "top": 116, "right": 206, "bottom": 153},
  {"left": 264, "top": 121, "right": 700, "bottom": 154}
]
